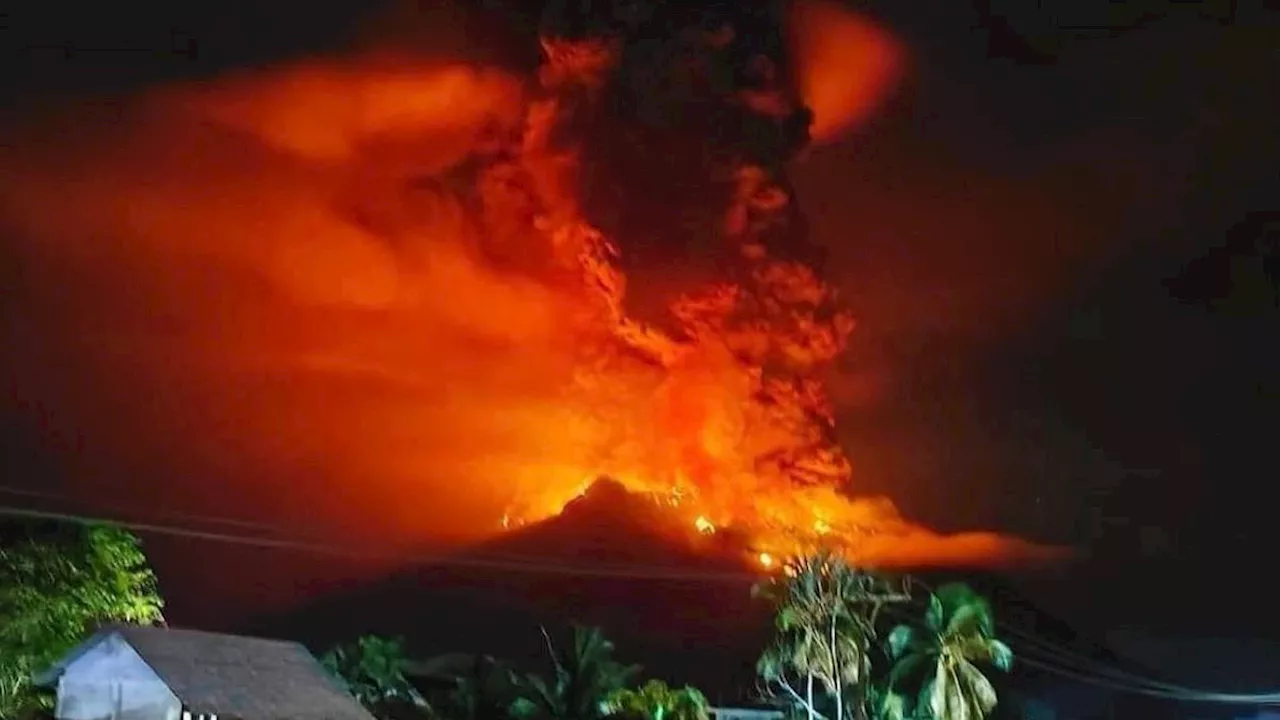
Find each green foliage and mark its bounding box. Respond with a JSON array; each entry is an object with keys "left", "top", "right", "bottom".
[
  {"left": 421, "top": 629, "right": 705, "bottom": 720},
  {"left": 509, "top": 625, "right": 641, "bottom": 720},
  {"left": 881, "top": 583, "right": 1012, "bottom": 720},
  {"left": 0, "top": 522, "right": 165, "bottom": 720},
  {"left": 321, "top": 635, "right": 428, "bottom": 719},
  {"left": 755, "top": 552, "right": 908, "bottom": 720},
  {"left": 603, "top": 679, "right": 710, "bottom": 720},
  {"left": 429, "top": 654, "right": 524, "bottom": 720}
]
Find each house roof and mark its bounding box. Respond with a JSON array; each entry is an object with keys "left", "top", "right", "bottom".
[{"left": 36, "top": 625, "right": 375, "bottom": 720}]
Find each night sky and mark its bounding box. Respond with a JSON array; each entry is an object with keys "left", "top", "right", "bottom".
[
  {"left": 803, "top": 0, "right": 1280, "bottom": 641},
  {"left": 2, "top": 0, "right": 1278, "bottom": 667}
]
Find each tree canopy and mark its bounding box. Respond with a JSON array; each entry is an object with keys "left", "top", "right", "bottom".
[
  {"left": 883, "top": 583, "right": 1013, "bottom": 720},
  {"left": 0, "top": 521, "right": 165, "bottom": 719},
  {"left": 755, "top": 554, "right": 1010, "bottom": 720},
  {"left": 321, "top": 635, "right": 429, "bottom": 720},
  {"left": 755, "top": 552, "right": 909, "bottom": 720},
  {"left": 604, "top": 679, "right": 710, "bottom": 720},
  {"left": 510, "top": 625, "right": 642, "bottom": 720}
]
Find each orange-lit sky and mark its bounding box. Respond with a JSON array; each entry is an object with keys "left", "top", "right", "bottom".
[
  {"left": 0, "top": 0, "right": 1067, "bottom": 572},
  {"left": 1, "top": 0, "right": 1278, "bottom": 640}
]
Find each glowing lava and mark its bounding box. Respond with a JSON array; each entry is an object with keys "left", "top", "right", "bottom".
[
  {"left": 488, "top": 32, "right": 1063, "bottom": 570},
  {"left": 0, "top": 11, "right": 1065, "bottom": 571}
]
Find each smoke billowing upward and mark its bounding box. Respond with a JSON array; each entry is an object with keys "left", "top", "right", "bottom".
[{"left": 0, "top": 1, "right": 1063, "bottom": 566}]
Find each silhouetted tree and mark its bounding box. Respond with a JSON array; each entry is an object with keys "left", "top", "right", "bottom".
[
  {"left": 510, "top": 625, "right": 641, "bottom": 720},
  {"left": 756, "top": 552, "right": 909, "bottom": 720},
  {"left": 882, "top": 583, "right": 1012, "bottom": 720},
  {"left": 322, "top": 635, "right": 429, "bottom": 719},
  {"left": 1164, "top": 212, "right": 1279, "bottom": 315}
]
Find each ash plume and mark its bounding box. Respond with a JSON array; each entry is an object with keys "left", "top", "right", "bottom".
[{"left": 0, "top": 1, "right": 1064, "bottom": 566}]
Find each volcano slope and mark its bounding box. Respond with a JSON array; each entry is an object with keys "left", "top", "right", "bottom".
[
  {"left": 245, "top": 480, "right": 1115, "bottom": 704},
  {"left": 249, "top": 480, "right": 774, "bottom": 699}
]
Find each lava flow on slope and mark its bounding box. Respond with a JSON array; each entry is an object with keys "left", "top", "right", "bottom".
[
  {"left": 481, "top": 19, "right": 1065, "bottom": 570},
  {"left": 0, "top": 1, "right": 1065, "bottom": 571}
]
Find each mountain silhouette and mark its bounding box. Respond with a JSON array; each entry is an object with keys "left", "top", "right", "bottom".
[
  {"left": 240, "top": 479, "right": 1166, "bottom": 710},
  {"left": 250, "top": 479, "right": 774, "bottom": 701}
]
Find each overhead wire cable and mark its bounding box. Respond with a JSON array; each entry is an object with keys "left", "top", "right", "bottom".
[
  {"left": 883, "top": 583, "right": 1280, "bottom": 705},
  {"left": 6, "top": 493, "right": 1280, "bottom": 704},
  {"left": 0, "top": 484, "right": 287, "bottom": 534},
  {"left": 0, "top": 504, "right": 764, "bottom": 582}
]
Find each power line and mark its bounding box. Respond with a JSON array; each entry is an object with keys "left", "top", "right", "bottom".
[
  {"left": 883, "top": 587, "right": 1280, "bottom": 706},
  {"left": 903, "top": 577, "right": 1201, "bottom": 692},
  {"left": 1010, "top": 637, "right": 1280, "bottom": 704},
  {"left": 1015, "top": 655, "right": 1280, "bottom": 706},
  {"left": 991, "top": 617, "right": 1199, "bottom": 694},
  {"left": 0, "top": 504, "right": 765, "bottom": 583},
  {"left": 0, "top": 484, "right": 772, "bottom": 581},
  {"left": 4, "top": 491, "right": 1280, "bottom": 705},
  {"left": 0, "top": 484, "right": 304, "bottom": 534}
]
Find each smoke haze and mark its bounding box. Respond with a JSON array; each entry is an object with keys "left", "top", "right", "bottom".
[
  {"left": 0, "top": 1, "right": 1065, "bottom": 569},
  {"left": 0, "top": 53, "right": 571, "bottom": 541}
]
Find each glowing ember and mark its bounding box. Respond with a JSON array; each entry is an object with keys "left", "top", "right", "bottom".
[
  {"left": 488, "top": 33, "right": 1063, "bottom": 569},
  {"left": 0, "top": 10, "right": 1065, "bottom": 571}
]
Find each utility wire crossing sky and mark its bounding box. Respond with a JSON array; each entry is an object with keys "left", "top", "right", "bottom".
[{"left": 2, "top": 487, "right": 1279, "bottom": 708}]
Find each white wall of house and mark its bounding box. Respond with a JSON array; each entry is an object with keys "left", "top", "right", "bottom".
[{"left": 54, "top": 632, "right": 182, "bottom": 720}]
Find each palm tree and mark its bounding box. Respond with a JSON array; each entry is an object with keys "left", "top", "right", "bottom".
[
  {"left": 603, "top": 679, "right": 710, "bottom": 720},
  {"left": 510, "top": 625, "right": 641, "bottom": 720},
  {"left": 406, "top": 653, "right": 519, "bottom": 720},
  {"left": 882, "top": 583, "right": 1013, "bottom": 720}
]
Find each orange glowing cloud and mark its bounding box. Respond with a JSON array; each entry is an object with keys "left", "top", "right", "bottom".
[
  {"left": 162, "top": 55, "right": 525, "bottom": 165},
  {"left": 0, "top": 54, "right": 563, "bottom": 541},
  {"left": 787, "top": 0, "right": 905, "bottom": 144},
  {"left": 0, "top": 29, "right": 1064, "bottom": 570}
]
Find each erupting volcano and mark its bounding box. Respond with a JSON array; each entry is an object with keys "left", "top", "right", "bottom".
[
  {"left": 485, "top": 30, "right": 1060, "bottom": 569},
  {"left": 0, "top": 1, "right": 1064, "bottom": 573}
]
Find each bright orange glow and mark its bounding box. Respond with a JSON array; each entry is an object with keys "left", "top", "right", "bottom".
[
  {"left": 787, "top": 0, "right": 905, "bottom": 144},
  {"left": 0, "top": 33, "right": 1065, "bottom": 570}
]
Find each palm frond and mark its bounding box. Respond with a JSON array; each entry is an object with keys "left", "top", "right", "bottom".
[
  {"left": 886, "top": 625, "right": 915, "bottom": 660},
  {"left": 957, "top": 661, "right": 998, "bottom": 715},
  {"left": 886, "top": 651, "right": 932, "bottom": 693},
  {"left": 952, "top": 633, "right": 1014, "bottom": 676},
  {"left": 879, "top": 692, "right": 907, "bottom": 720},
  {"left": 987, "top": 639, "right": 1014, "bottom": 672},
  {"left": 945, "top": 600, "right": 995, "bottom": 639},
  {"left": 919, "top": 676, "right": 939, "bottom": 720},
  {"left": 924, "top": 594, "right": 944, "bottom": 633},
  {"left": 930, "top": 660, "right": 973, "bottom": 720},
  {"left": 510, "top": 696, "right": 541, "bottom": 719}
]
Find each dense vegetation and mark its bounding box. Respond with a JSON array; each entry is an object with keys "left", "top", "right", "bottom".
[
  {"left": 0, "top": 520, "right": 1009, "bottom": 720},
  {"left": 753, "top": 553, "right": 1012, "bottom": 720},
  {"left": 0, "top": 521, "right": 166, "bottom": 719},
  {"left": 323, "top": 553, "right": 1012, "bottom": 720}
]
